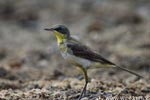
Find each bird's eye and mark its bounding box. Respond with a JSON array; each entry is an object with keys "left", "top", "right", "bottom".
[
  {"left": 54, "top": 25, "right": 69, "bottom": 35},
  {"left": 56, "top": 27, "right": 62, "bottom": 31},
  {"left": 55, "top": 27, "right": 65, "bottom": 34}
]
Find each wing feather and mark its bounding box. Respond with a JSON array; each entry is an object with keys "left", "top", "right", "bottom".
[
  {"left": 67, "top": 42, "right": 114, "bottom": 65},
  {"left": 66, "top": 40, "right": 143, "bottom": 78}
]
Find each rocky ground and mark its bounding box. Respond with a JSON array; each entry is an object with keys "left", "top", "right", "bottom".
[{"left": 0, "top": 0, "right": 149, "bottom": 100}]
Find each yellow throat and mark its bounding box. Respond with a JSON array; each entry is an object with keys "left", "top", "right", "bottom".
[{"left": 53, "top": 31, "right": 64, "bottom": 44}]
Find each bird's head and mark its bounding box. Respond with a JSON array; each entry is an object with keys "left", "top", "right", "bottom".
[{"left": 44, "top": 25, "right": 70, "bottom": 44}]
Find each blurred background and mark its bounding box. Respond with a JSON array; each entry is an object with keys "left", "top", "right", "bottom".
[{"left": 0, "top": 0, "right": 149, "bottom": 99}]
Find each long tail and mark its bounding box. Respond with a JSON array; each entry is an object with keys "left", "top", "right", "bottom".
[{"left": 114, "top": 65, "right": 143, "bottom": 79}]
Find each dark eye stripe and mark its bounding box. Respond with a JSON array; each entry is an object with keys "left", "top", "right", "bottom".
[
  {"left": 56, "top": 28, "right": 65, "bottom": 34},
  {"left": 53, "top": 25, "right": 70, "bottom": 37}
]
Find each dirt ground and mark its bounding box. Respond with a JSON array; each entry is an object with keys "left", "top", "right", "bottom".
[{"left": 0, "top": 0, "right": 149, "bottom": 100}]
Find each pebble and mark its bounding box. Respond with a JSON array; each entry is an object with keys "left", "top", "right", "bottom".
[{"left": 81, "top": 97, "right": 89, "bottom": 100}]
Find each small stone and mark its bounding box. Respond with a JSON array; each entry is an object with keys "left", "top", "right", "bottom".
[
  {"left": 0, "top": 67, "right": 8, "bottom": 77},
  {"left": 8, "top": 58, "right": 24, "bottom": 68},
  {"left": 141, "top": 87, "right": 150, "bottom": 93},
  {"left": 52, "top": 91, "right": 62, "bottom": 98},
  {"left": 81, "top": 97, "right": 89, "bottom": 100}
]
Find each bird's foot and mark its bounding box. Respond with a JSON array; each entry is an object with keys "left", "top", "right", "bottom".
[
  {"left": 78, "top": 93, "right": 86, "bottom": 100},
  {"left": 78, "top": 86, "right": 87, "bottom": 100}
]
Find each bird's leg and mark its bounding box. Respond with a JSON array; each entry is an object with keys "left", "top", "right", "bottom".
[
  {"left": 78, "top": 81, "right": 88, "bottom": 100},
  {"left": 77, "top": 66, "right": 88, "bottom": 100}
]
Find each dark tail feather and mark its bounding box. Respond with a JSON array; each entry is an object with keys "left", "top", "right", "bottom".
[{"left": 114, "top": 65, "right": 143, "bottom": 79}]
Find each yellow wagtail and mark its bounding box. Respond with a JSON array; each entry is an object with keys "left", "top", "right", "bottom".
[{"left": 44, "top": 25, "right": 143, "bottom": 100}]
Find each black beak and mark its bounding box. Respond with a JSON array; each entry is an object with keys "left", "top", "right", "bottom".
[{"left": 44, "top": 28, "right": 54, "bottom": 31}]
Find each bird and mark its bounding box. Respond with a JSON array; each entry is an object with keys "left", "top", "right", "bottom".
[{"left": 44, "top": 24, "right": 143, "bottom": 100}]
